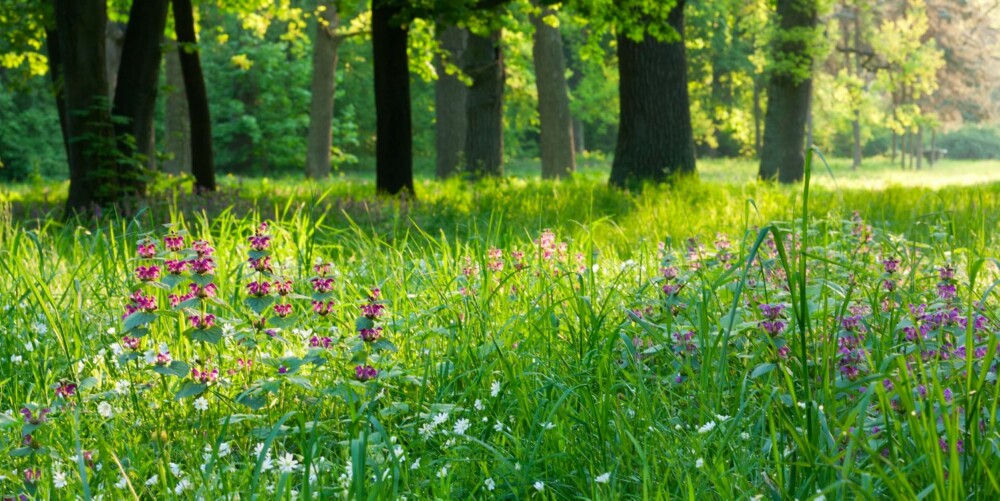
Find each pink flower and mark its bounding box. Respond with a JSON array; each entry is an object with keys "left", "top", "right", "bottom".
[
  {"left": 189, "top": 282, "right": 218, "bottom": 299},
  {"left": 137, "top": 242, "right": 157, "bottom": 259},
  {"left": 359, "top": 327, "right": 382, "bottom": 342},
  {"left": 192, "top": 240, "right": 214, "bottom": 257},
  {"left": 165, "top": 259, "right": 189, "bottom": 275},
  {"left": 135, "top": 265, "right": 161, "bottom": 282},
  {"left": 310, "top": 336, "right": 333, "bottom": 349},
  {"left": 164, "top": 234, "right": 185, "bottom": 252},
  {"left": 273, "top": 279, "right": 293, "bottom": 296},
  {"left": 54, "top": 381, "right": 77, "bottom": 398},
  {"left": 20, "top": 407, "right": 50, "bottom": 425},
  {"left": 249, "top": 234, "right": 271, "bottom": 252},
  {"left": 190, "top": 257, "right": 215, "bottom": 275},
  {"left": 274, "top": 303, "right": 293, "bottom": 317},
  {"left": 312, "top": 300, "right": 335, "bottom": 316},
  {"left": 247, "top": 281, "right": 271, "bottom": 297},
  {"left": 188, "top": 314, "right": 216, "bottom": 329},
  {"left": 249, "top": 256, "right": 273, "bottom": 274},
  {"left": 191, "top": 366, "right": 219, "bottom": 384},
  {"left": 361, "top": 303, "right": 385, "bottom": 319},
  {"left": 122, "top": 335, "right": 142, "bottom": 351},
  {"left": 314, "top": 262, "right": 331, "bottom": 277},
  {"left": 354, "top": 365, "right": 378, "bottom": 382},
  {"left": 23, "top": 467, "right": 41, "bottom": 484},
  {"left": 311, "top": 277, "right": 334, "bottom": 293}
]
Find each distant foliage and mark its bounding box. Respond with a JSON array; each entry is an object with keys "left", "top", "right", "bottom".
[{"left": 936, "top": 126, "right": 1000, "bottom": 159}]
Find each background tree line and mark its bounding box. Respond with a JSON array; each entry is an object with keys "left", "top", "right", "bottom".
[{"left": 1, "top": 0, "right": 999, "bottom": 211}]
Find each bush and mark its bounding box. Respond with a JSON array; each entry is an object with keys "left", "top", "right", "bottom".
[{"left": 936, "top": 125, "right": 1000, "bottom": 159}]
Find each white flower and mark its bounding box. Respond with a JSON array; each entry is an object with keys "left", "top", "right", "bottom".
[
  {"left": 485, "top": 477, "right": 495, "bottom": 491},
  {"left": 418, "top": 423, "right": 435, "bottom": 438},
  {"left": 534, "top": 481, "right": 545, "bottom": 491},
  {"left": 453, "top": 418, "right": 471, "bottom": 435},
  {"left": 25, "top": 341, "right": 34, "bottom": 352},
  {"left": 697, "top": 421, "right": 716, "bottom": 434},
  {"left": 474, "top": 399, "right": 484, "bottom": 411},
  {"left": 437, "top": 465, "right": 449, "bottom": 479},
  {"left": 174, "top": 477, "right": 192, "bottom": 494},
  {"left": 740, "top": 432, "right": 751, "bottom": 440},
  {"left": 97, "top": 401, "right": 114, "bottom": 418},
  {"left": 410, "top": 458, "right": 421, "bottom": 470},
  {"left": 114, "top": 380, "right": 131, "bottom": 395},
  {"left": 493, "top": 421, "right": 505, "bottom": 433},
  {"left": 53, "top": 470, "right": 67, "bottom": 488},
  {"left": 432, "top": 412, "right": 449, "bottom": 426},
  {"left": 490, "top": 380, "right": 501, "bottom": 397},
  {"left": 169, "top": 463, "right": 183, "bottom": 478},
  {"left": 715, "top": 414, "right": 730, "bottom": 421},
  {"left": 10, "top": 354, "right": 22, "bottom": 364},
  {"left": 695, "top": 458, "right": 704, "bottom": 469},
  {"left": 595, "top": 472, "right": 611, "bottom": 484},
  {"left": 145, "top": 474, "right": 158, "bottom": 487},
  {"left": 515, "top": 462, "right": 521, "bottom": 471},
  {"left": 107, "top": 327, "right": 117, "bottom": 336},
  {"left": 115, "top": 475, "right": 128, "bottom": 489},
  {"left": 814, "top": 491, "right": 826, "bottom": 501},
  {"left": 542, "top": 422, "right": 555, "bottom": 430},
  {"left": 277, "top": 453, "right": 299, "bottom": 473},
  {"left": 194, "top": 397, "right": 208, "bottom": 412}
]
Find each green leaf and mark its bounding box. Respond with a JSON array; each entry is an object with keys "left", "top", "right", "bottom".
[
  {"left": 152, "top": 360, "right": 191, "bottom": 378},
  {"left": 161, "top": 274, "right": 185, "bottom": 289},
  {"left": 245, "top": 295, "right": 274, "bottom": 315},
  {"left": 269, "top": 314, "right": 298, "bottom": 329},
  {"left": 750, "top": 363, "right": 776, "bottom": 379},
  {"left": 123, "top": 311, "right": 156, "bottom": 333},
  {"left": 190, "top": 273, "right": 215, "bottom": 287},
  {"left": 371, "top": 339, "right": 397, "bottom": 353},
  {"left": 175, "top": 382, "right": 208, "bottom": 400},
  {"left": 355, "top": 316, "right": 375, "bottom": 331},
  {"left": 0, "top": 413, "right": 17, "bottom": 428},
  {"left": 187, "top": 326, "right": 224, "bottom": 344}
]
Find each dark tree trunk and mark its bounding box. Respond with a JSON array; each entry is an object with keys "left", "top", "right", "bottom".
[
  {"left": 112, "top": 0, "right": 169, "bottom": 191},
  {"left": 44, "top": 28, "right": 70, "bottom": 161},
  {"left": 464, "top": 29, "right": 505, "bottom": 178},
  {"left": 609, "top": 2, "right": 694, "bottom": 188},
  {"left": 163, "top": 44, "right": 191, "bottom": 175},
  {"left": 172, "top": 0, "right": 216, "bottom": 191},
  {"left": 758, "top": 0, "right": 817, "bottom": 183},
  {"left": 105, "top": 22, "right": 125, "bottom": 100},
  {"left": 55, "top": 0, "right": 117, "bottom": 213},
  {"left": 434, "top": 25, "right": 468, "bottom": 179},
  {"left": 305, "top": 2, "right": 340, "bottom": 179},
  {"left": 532, "top": 3, "right": 575, "bottom": 179},
  {"left": 372, "top": 0, "right": 414, "bottom": 195},
  {"left": 566, "top": 30, "right": 586, "bottom": 155}
]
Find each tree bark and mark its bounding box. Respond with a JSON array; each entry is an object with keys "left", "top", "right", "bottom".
[
  {"left": 434, "top": 25, "right": 468, "bottom": 179},
  {"left": 609, "top": 2, "right": 694, "bottom": 188},
  {"left": 163, "top": 44, "right": 191, "bottom": 175},
  {"left": 112, "top": 0, "right": 169, "bottom": 190},
  {"left": 464, "top": 28, "right": 505, "bottom": 178},
  {"left": 55, "top": 0, "right": 117, "bottom": 213},
  {"left": 172, "top": 0, "right": 216, "bottom": 191},
  {"left": 44, "top": 28, "right": 69, "bottom": 162},
  {"left": 372, "top": 0, "right": 414, "bottom": 195},
  {"left": 531, "top": 3, "right": 574, "bottom": 179},
  {"left": 105, "top": 22, "right": 125, "bottom": 101},
  {"left": 758, "top": 0, "right": 817, "bottom": 183},
  {"left": 305, "top": 2, "right": 340, "bottom": 179}
]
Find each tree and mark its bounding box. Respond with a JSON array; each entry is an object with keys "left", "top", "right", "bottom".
[
  {"left": 372, "top": 0, "right": 414, "bottom": 195},
  {"left": 54, "top": 0, "right": 118, "bottom": 213},
  {"left": 464, "top": 25, "right": 505, "bottom": 178},
  {"left": 608, "top": 0, "right": 695, "bottom": 188},
  {"left": 434, "top": 24, "right": 468, "bottom": 179},
  {"left": 172, "top": 0, "right": 217, "bottom": 191},
  {"left": 305, "top": 2, "right": 340, "bottom": 179},
  {"left": 531, "top": 2, "right": 574, "bottom": 179},
  {"left": 163, "top": 43, "right": 191, "bottom": 175},
  {"left": 112, "top": 0, "right": 170, "bottom": 190},
  {"left": 758, "top": 0, "right": 818, "bottom": 183}
]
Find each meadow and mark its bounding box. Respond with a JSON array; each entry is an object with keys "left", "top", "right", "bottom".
[{"left": 3, "top": 157, "right": 1000, "bottom": 499}]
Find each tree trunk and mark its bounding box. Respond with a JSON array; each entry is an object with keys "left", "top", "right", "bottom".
[
  {"left": 163, "top": 44, "right": 191, "bottom": 175},
  {"left": 112, "top": 0, "right": 170, "bottom": 191},
  {"left": 915, "top": 126, "right": 922, "bottom": 170},
  {"left": 566, "top": 31, "right": 586, "bottom": 155},
  {"left": 572, "top": 118, "right": 585, "bottom": 154},
  {"left": 55, "top": 0, "right": 117, "bottom": 213},
  {"left": 105, "top": 22, "right": 125, "bottom": 100},
  {"left": 609, "top": 2, "right": 694, "bottom": 188},
  {"left": 372, "top": 0, "right": 414, "bottom": 195},
  {"left": 753, "top": 72, "right": 762, "bottom": 157},
  {"left": 305, "top": 2, "right": 340, "bottom": 179},
  {"left": 44, "top": 28, "right": 70, "bottom": 161},
  {"left": 172, "top": 0, "right": 216, "bottom": 191},
  {"left": 434, "top": 25, "right": 467, "bottom": 179},
  {"left": 464, "top": 28, "right": 505, "bottom": 178},
  {"left": 532, "top": 3, "right": 574, "bottom": 179},
  {"left": 758, "top": 0, "right": 817, "bottom": 183},
  {"left": 929, "top": 129, "right": 937, "bottom": 167}
]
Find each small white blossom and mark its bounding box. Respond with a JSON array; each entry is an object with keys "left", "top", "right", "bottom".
[
  {"left": 490, "top": 380, "right": 501, "bottom": 397},
  {"left": 595, "top": 472, "right": 611, "bottom": 484},
  {"left": 145, "top": 475, "right": 158, "bottom": 487},
  {"left": 542, "top": 422, "right": 555, "bottom": 430},
  {"left": 277, "top": 453, "right": 299, "bottom": 473},
  {"left": 485, "top": 477, "right": 495, "bottom": 491},
  {"left": 432, "top": 412, "right": 449, "bottom": 426},
  {"left": 695, "top": 458, "right": 704, "bottom": 469},
  {"left": 474, "top": 399, "right": 484, "bottom": 411},
  {"left": 697, "top": 421, "right": 716, "bottom": 434},
  {"left": 453, "top": 418, "right": 471, "bottom": 435},
  {"left": 115, "top": 475, "right": 128, "bottom": 489},
  {"left": 740, "top": 432, "right": 751, "bottom": 440},
  {"left": 174, "top": 477, "right": 192, "bottom": 494},
  {"left": 437, "top": 465, "right": 449, "bottom": 479},
  {"left": 410, "top": 458, "right": 421, "bottom": 470},
  {"left": 97, "top": 401, "right": 114, "bottom": 418},
  {"left": 534, "top": 481, "right": 545, "bottom": 491},
  {"left": 53, "top": 470, "right": 67, "bottom": 488},
  {"left": 194, "top": 397, "right": 209, "bottom": 412}
]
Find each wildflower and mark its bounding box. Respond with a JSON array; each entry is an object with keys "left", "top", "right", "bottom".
[
  {"left": 135, "top": 265, "right": 161, "bottom": 282},
  {"left": 23, "top": 467, "right": 41, "bottom": 484},
  {"left": 274, "top": 303, "right": 293, "bottom": 317},
  {"left": 189, "top": 282, "right": 218, "bottom": 299},
  {"left": 940, "top": 266, "right": 955, "bottom": 280},
  {"left": 474, "top": 399, "right": 484, "bottom": 411},
  {"left": 453, "top": 418, "right": 471, "bottom": 435},
  {"left": 595, "top": 472, "right": 610, "bottom": 483},
  {"left": 137, "top": 241, "right": 157, "bottom": 259},
  {"left": 314, "top": 262, "right": 332, "bottom": 277},
  {"left": 174, "top": 477, "right": 192, "bottom": 494},
  {"left": 194, "top": 397, "right": 208, "bottom": 412},
  {"left": 277, "top": 453, "right": 299, "bottom": 473},
  {"left": 433, "top": 412, "right": 449, "bottom": 426},
  {"left": 188, "top": 314, "right": 216, "bottom": 329},
  {"left": 273, "top": 279, "right": 293, "bottom": 295},
  {"left": 309, "top": 336, "right": 333, "bottom": 349},
  {"left": 312, "top": 300, "right": 335, "bottom": 316},
  {"left": 249, "top": 256, "right": 273, "bottom": 274},
  {"left": 882, "top": 257, "right": 899, "bottom": 274},
  {"left": 485, "top": 477, "right": 496, "bottom": 491},
  {"left": 361, "top": 302, "right": 385, "bottom": 319},
  {"left": 191, "top": 366, "right": 219, "bottom": 384},
  {"left": 437, "top": 465, "right": 449, "bottom": 479},
  {"left": 144, "top": 342, "right": 172, "bottom": 366},
  {"left": 311, "top": 277, "right": 335, "bottom": 293},
  {"left": 192, "top": 240, "right": 214, "bottom": 257},
  {"left": 937, "top": 283, "right": 957, "bottom": 300},
  {"left": 164, "top": 234, "right": 184, "bottom": 252},
  {"left": 695, "top": 458, "right": 704, "bottom": 468},
  {"left": 53, "top": 469, "right": 67, "bottom": 488},
  {"left": 247, "top": 281, "right": 271, "bottom": 297},
  {"left": 534, "top": 480, "right": 545, "bottom": 491},
  {"left": 55, "top": 381, "right": 78, "bottom": 398},
  {"left": 249, "top": 234, "right": 271, "bottom": 252},
  {"left": 359, "top": 327, "right": 382, "bottom": 342},
  {"left": 20, "top": 407, "right": 50, "bottom": 425},
  {"left": 410, "top": 458, "right": 421, "bottom": 470},
  {"left": 145, "top": 475, "right": 159, "bottom": 487},
  {"left": 354, "top": 365, "right": 378, "bottom": 382},
  {"left": 490, "top": 380, "right": 501, "bottom": 397},
  {"left": 97, "top": 402, "right": 114, "bottom": 418},
  {"left": 542, "top": 421, "right": 555, "bottom": 430},
  {"left": 190, "top": 257, "right": 215, "bottom": 275}
]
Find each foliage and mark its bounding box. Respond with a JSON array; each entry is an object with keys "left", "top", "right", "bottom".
[{"left": 936, "top": 126, "right": 1000, "bottom": 160}]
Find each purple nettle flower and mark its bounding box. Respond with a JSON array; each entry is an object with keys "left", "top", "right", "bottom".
[
  {"left": 759, "top": 320, "right": 786, "bottom": 336},
  {"left": 20, "top": 407, "right": 50, "bottom": 425},
  {"left": 192, "top": 240, "right": 215, "bottom": 257},
  {"left": 943, "top": 387, "right": 953, "bottom": 403},
  {"left": 661, "top": 266, "right": 679, "bottom": 280},
  {"left": 249, "top": 256, "right": 273, "bottom": 274},
  {"left": 759, "top": 303, "right": 785, "bottom": 321},
  {"left": 273, "top": 279, "right": 294, "bottom": 296},
  {"left": 164, "top": 234, "right": 185, "bottom": 252},
  {"left": 883, "top": 279, "right": 896, "bottom": 292},
  {"left": 314, "top": 262, "right": 332, "bottom": 277},
  {"left": 191, "top": 366, "right": 219, "bottom": 384},
  {"left": 359, "top": 327, "right": 383, "bottom": 343},
  {"left": 122, "top": 335, "right": 142, "bottom": 351},
  {"left": 54, "top": 381, "right": 77, "bottom": 398},
  {"left": 777, "top": 346, "right": 791, "bottom": 359},
  {"left": 312, "top": 300, "right": 335, "bottom": 316},
  {"left": 247, "top": 281, "right": 271, "bottom": 297},
  {"left": 190, "top": 257, "right": 215, "bottom": 275},
  {"left": 249, "top": 234, "right": 271, "bottom": 252},
  {"left": 841, "top": 315, "right": 862, "bottom": 332},
  {"left": 274, "top": 303, "right": 293, "bottom": 318},
  {"left": 190, "top": 282, "right": 218, "bottom": 299},
  {"left": 882, "top": 379, "right": 894, "bottom": 392},
  {"left": 939, "top": 266, "right": 955, "bottom": 281},
  {"left": 165, "top": 259, "right": 189, "bottom": 275},
  {"left": 361, "top": 302, "right": 385, "bottom": 320},
  {"left": 23, "top": 468, "right": 41, "bottom": 484},
  {"left": 662, "top": 283, "right": 683, "bottom": 296},
  {"left": 940, "top": 437, "right": 964, "bottom": 453},
  {"left": 311, "top": 277, "right": 334, "bottom": 293},
  {"left": 882, "top": 257, "right": 899, "bottom": 274},
  {"left": 188, "top": 314, "right": 216, "bottom": 329},
  {"left": 277, "top": 366, "right": 288, "bottom": 375},
  {"left": 310, "top": 336, "right": 333, "bottom": 349},
  {"left": 354, "top": 365, "right": 378, "bottom": 382},
  {"left": 937, "top": 283, "right": 957, "bottom": 300},
  {"left": 903, "top": 326, "right": 918, "bottom": 342},
  {"left": 135, "top": 264, "right": 161, "bottom": 282},
  {"left": 137, "top": 242, "right": 157, "bottom": 259}
]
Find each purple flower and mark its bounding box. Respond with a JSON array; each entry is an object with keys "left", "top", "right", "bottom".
[
  {"left": 359, "top": 327, "right": 383, "bottom": 343},
  {"left": 882, "top": 257, "right": 899, "bottom": 274},
  {"left": 354, "top": 365, "right": 378, "bottom": 382},
  {"left": 759, "top": 304, "right": 785, "bottom": 321},
  {"left": 20, "top": 407, "right": 50, "bottom": 425},
  {"left": 164, "top": 234, "right": 185, "bottom": 252},
  {"left": 274, "top": 303, "right": 293, "bottom": 318},
  {"left": 311, "top": 277, "right": 335, "bottom": 293},
  {"left": 759, "top": 320, "right": 786, "bottom": 336},
  {"left": 937, "top": 283, "right": 957, "bottom": 300},
  {"left": 137, "top": 242, "right": 157, "bottom": 259}
]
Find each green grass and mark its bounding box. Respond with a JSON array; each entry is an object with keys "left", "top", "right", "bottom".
[{"left": 2, "top": 157, "right": 1000, "bottom": 499}]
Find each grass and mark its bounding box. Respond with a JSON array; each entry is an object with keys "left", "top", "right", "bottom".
[{"left": 1, "top": 156, "right": 1000, "bottom": 499}]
